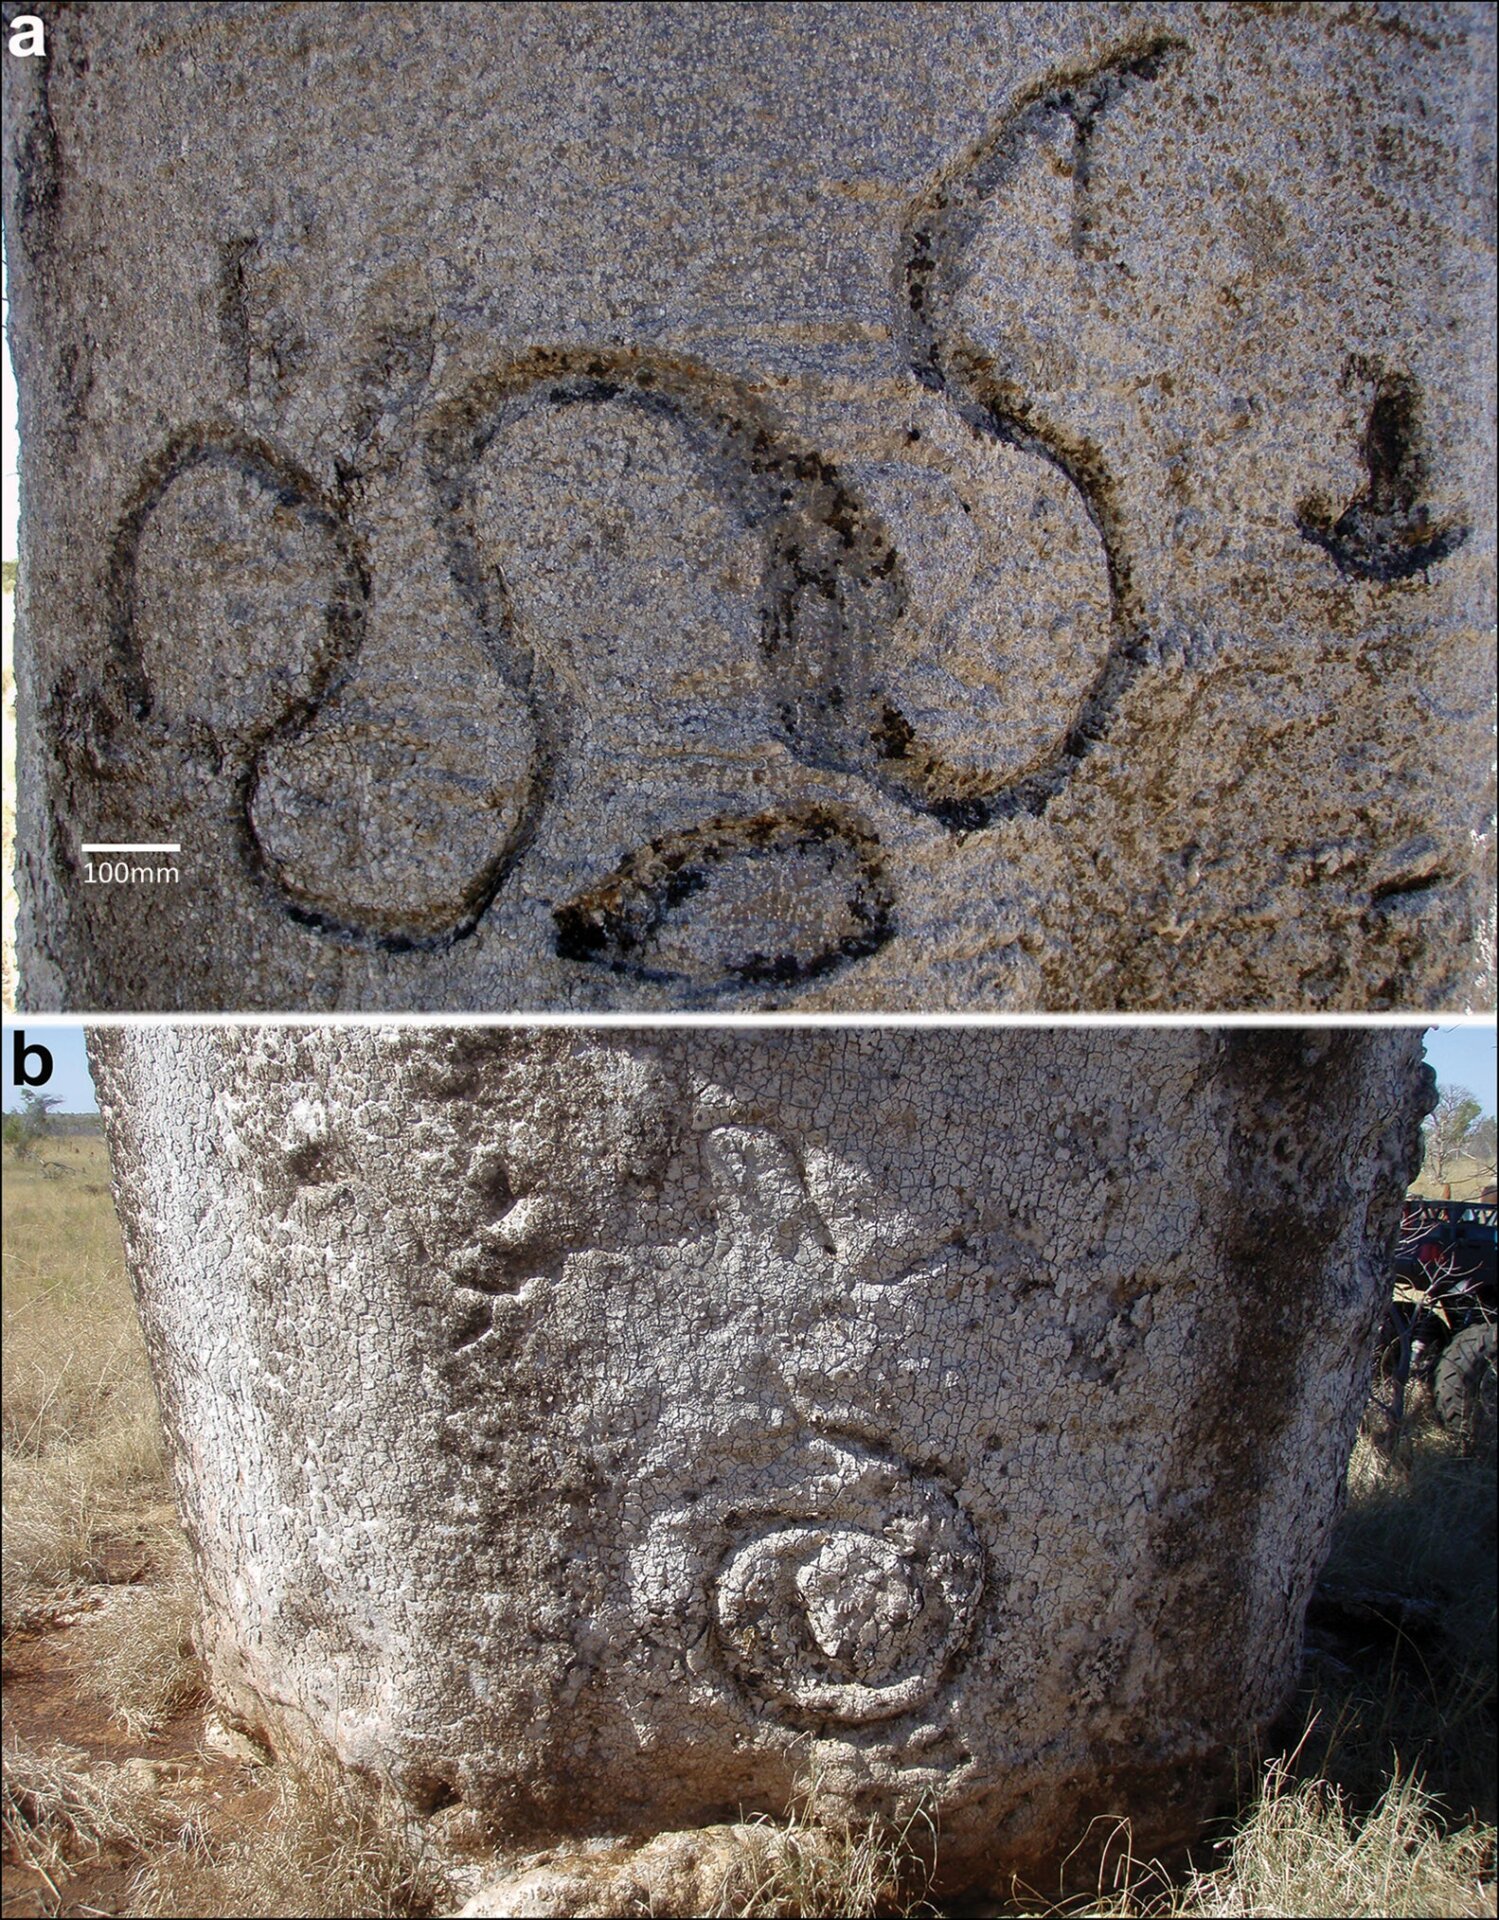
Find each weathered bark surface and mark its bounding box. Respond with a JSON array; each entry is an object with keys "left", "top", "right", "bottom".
[
  {"left": 7, "top": 4, "right": 1495, "bottom": 1012},
  {"left": 90, "top": 1026, "right": 1428, "bottom": 1890}
]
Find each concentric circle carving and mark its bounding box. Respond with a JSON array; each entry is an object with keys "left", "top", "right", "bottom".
[{"left": 632, "top": 1436, "right": 984, "bottom": 1727}]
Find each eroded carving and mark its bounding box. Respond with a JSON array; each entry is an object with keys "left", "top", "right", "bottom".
[
  {"left": 217, "top": 236, "right": 257, "bottom": 397},
  {"left": 844, "top": 438, "right": 1113, "bottom": 822},
  {"left": 427, "top": 345, "right": 1070, "bottom": 833},
  {"left": 428, "top": 344, "right": 1119, "bottom": 839},
  {"left": 247, "top": 667, "right": 537, "bottom": 952},
  {"left": 634, "top": 1434, "right": 985, "bottom": 1727},
  {"left": 426, "top": 351, "right": 902, "bottom": 797}
]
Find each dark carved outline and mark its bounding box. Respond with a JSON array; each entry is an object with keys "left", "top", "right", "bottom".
[
  {"left": 552, "top": 802, "right": 896, "bottom": 991},
  {"left": 1297, "top": 361, "right": 1471, "bottom": 583},
  {"left": 105, "top": 426, "right": 543, "bottom": 954},
  {"left": 424, "top": 346, "right": 910, "bottom": 818},
  {"left": 895, "top": 35, "right": 1189, "bottom": 820}
]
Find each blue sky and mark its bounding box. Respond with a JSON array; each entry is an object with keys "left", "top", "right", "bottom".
[
  {"left": 5, "top": 1024, "right": 98, "bottom": 1110},
  {"left": 1423, "top": 1021, "right": 1496, "bottom": 1112},
  {"left": 4, "top": 1022, "right": 1494, "bottom": 1117}
]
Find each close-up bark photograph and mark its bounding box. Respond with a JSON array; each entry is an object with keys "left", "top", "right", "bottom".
[
  {"left": 1, "top": 4, "right": 1494, "bottom": 1918},
  {"left": 1, "top": 1, "right": 1493, "bottom": 1013}
]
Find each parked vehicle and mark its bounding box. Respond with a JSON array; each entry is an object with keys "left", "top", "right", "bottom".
[
  {"left": 1384, "top": 1198, "right": 1497, "bottom": 1447},
  {"left": 1395, "top": 1198, "right": 1497, "bottom": 1306}
]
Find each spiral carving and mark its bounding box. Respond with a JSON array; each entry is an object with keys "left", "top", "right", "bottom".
[{"left": 632, "top": 1436, "right": 984, "bottom": 1726}]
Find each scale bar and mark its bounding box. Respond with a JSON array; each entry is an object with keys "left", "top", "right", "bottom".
[{"left": 81, "top": 842, "right": 182, "bottom": 854}]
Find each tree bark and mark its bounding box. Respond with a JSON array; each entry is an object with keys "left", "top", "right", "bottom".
[
  {"left": 90, "top": 1025, "right": 1430, "bottom": 1890},
  {"left": 7, "top": 4, "right": 1493, "bottom": 1011}
]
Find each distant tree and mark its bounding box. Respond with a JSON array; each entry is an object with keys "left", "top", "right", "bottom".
[
  {"left": 4, "top": 1090, "right": 64, "bottom": 1161},
  {"left": 1467, "top": 1112, "right": 1497, "bottom": 1178},
  {"left": 21, "top": 1089, "right": 64, "bottom": 1129},
  {"left": 1424, "top": 1084, "right": 1483, "bottom": 1183}
]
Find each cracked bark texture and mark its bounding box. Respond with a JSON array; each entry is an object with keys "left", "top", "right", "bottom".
[
  {"left": 6, "top": 3, "right": 1494, "bottom": 1012},
  {"left": 89, "top": 1026, "right": 1430, "bottom": 1893}
]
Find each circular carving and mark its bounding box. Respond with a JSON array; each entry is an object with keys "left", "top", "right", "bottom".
[
  {"left": 716, "top": 1508, "right": 979, "bottom": 1722},
  {"left": 632, "top": 1436, "right": 984, "bottom": 1728}
]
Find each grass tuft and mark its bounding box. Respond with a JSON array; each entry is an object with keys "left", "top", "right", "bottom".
[
  {"left": 130, "top": 1749, "right": 457, "bottom": 1920},
  {"left": 1173, "top": 1759, "right": 1494, "bottom": 1919},
  {"left": 728, "top": 1779, "right": 937, "bottom": 1918},
  {"left": 77, "top": 1538, "right": 208, "bottom": 1740},
  {"left": 1039, "top": 1764, "right": 1494, "bottom": 1918},
  {"left": 2, "top": 1137, "right": 171, "bottom": 1630},
  {"left": 1, "top": 1738, "right": 183, "bottom": 1877}
]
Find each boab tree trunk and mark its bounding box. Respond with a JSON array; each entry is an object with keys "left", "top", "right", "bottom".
[
  {"left": 89, "top": 1026, "right": 1429, "bottom": 1894},
  {"left": 8, "top": 6, "right": 1493, "bottom": 1012}
]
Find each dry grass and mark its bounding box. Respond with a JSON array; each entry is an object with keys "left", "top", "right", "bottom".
[
  {"left": 129, "top": 1751, "right": 457, "bottom": 1920},
  {"left": 1, "top": 1739, "right": 186, "bottom": 1886},
  {"left": 1, "top": 1136, "right": 174, "bottom": 1629},
  {"left": 2, "top": 1739, "right": 453, "bottom": 1920},
  {"left": 76, "top": 1541, "right": 207, "bottom": 1741},
  {"left": 1176, "top": 1763, "right": 1491, "bottom": 1918},
  {"left": 1411, "top": 1151, "right": 1493, "bottom": 1204},
  {"left": 1049, "top": 1764, "right": 1493, "bottom": 1918},
  {"left": 1303, "top": 1420, "right": 1498, "bottom": 1821},
  {"left": 729, "top": 1781, "right": 936, "bottom": 1918}
]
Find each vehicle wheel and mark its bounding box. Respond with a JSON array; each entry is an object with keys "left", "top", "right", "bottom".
[{"left": 1434, "top": 1322, "right": 1498, "bottom": 1451}]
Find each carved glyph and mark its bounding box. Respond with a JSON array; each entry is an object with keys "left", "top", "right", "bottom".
[
  {"left": 90, "top": 39, "right": 1396, "bottom": 978},
  {"left": 14, "top": 8, "right": 1489, "bottom": 1009},
  {"left": 636, "top": 1434, "right": 984, "bottom": 1726}
]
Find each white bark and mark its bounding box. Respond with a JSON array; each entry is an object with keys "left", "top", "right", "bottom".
[{"left": 91, "top": 1026, "right": 1428, "bottom": 1887}]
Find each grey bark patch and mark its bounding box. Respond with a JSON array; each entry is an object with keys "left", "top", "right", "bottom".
[
  {"left": 7, "top": 4, "right": 1493, "bottom": 1010},
  {"left": 9, "top": 51, "right": 61, "bottom": 264}
]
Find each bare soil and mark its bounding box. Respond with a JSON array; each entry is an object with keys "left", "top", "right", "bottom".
[{"left": 2, "top": 1590, "right": 276, "bottom": 1919}]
